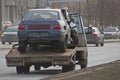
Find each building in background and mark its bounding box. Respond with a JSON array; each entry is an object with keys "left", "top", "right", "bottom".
[{"left": 1, "top": 0, "right": 46, "bottom": 27}]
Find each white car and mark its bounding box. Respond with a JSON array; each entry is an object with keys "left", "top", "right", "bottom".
[
  {"left": 2, "top": 21, "right": 12, "bottom": 31},
  {"left": 104, "top": 27, "right": 120, "bottom": 39},
  {"left": 1, "top": 26, "right": 18, "bottom": 44},
  {"left": 85, "top": 27, "right": 104, "bottom": 46}
]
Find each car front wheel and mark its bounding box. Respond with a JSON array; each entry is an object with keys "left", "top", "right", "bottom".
[{"left": 2, "top": 41, "right": 5, "bottom": 44}]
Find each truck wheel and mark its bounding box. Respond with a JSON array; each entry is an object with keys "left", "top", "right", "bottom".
[
  {"left": 62, "top": 64, "right": 75, "bottom": 72},
  {"left": 16, "top": 66, "right": 24, "bottom": 74},
  {"left": 34, "top": 65, "right": 41, "bottom": 71},
  {"left": 60, "top": 40, "right": 66, "bottom": 52},
  {"left": 80, "top": 59, "right": 87, "bottom": 68},
  {"left": 23, "top": 66, "right": 30, "bottom": 74}
]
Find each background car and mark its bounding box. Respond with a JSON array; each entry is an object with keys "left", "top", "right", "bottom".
[
  {"left": 104, "top": 27, "right": 120, "bottom": 39},
  {"left": 2, "top": 21, "right": 12, "bottom": 31},
  {"left": 84, "top": 27, "right": 104, "bottom": 46},
  {"left": 1, "top": 26, "right": 18, "bottom": 44}
]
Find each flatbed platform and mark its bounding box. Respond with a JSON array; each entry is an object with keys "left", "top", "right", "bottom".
[{"left": 6, "top": 46, "right": 86, "bottom": 58}]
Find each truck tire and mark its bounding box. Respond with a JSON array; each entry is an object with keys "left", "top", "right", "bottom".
[
  {"left": 34, "top": 65, "right": 41, "bottom": 71},
  {"left": 80, "top": 59, "right": 87, "bottom": 68},
  {"left": 16, "top": 66, "right": 24, "bottom": 74},
  {"left": 23, "top": 66, "right": 30, "bottom": 74},
  {"left": 18, "top": 41, "right": 26, "bottom": 53},
  {"left": 16, "top": 66, "right": 30, "bottom": 74},
  {"left": 62, "top": 64, "right": 75, "bottom": 72},
  {"left": 60, "top": 40, "right": 67, "bottom": 52}
]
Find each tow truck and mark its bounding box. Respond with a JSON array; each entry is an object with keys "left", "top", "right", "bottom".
[{"left": 5, "top": 12, "right": 88, "bottom": 73}]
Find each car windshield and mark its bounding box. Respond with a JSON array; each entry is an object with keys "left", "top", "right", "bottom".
[
  {"left": 84, "top": 27, "right": 95, "bottom": 33},
  {"left": 104, "top": 27, "right": 116, "bottom": 32},
  {"left": 24, "top": 10, "right": 59, "bottom": 21},
  {"left": 5, "top": 27, "right": 18, "bottom": 32}
]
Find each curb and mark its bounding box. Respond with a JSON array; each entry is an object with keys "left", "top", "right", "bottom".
[
  {"left": 41, "top": 60, "right": 120, "bottom": 80},
  {"left": 104, "top": 39, "right": 120, "bottom": 43}
]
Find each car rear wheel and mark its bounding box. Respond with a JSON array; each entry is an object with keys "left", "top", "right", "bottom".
[
  {"left": 18, "top": 41, "right": 26, "bottom": 53},
  {"left": 2, "top": 41, "right": 5, "bottom": 44},
  {"left": 9, "top": 42, "right": 12, "bottom": 44},
  {"left": 100, "top": 41, "right": 104, "bottom": 46},
  {"left": 95, "top": 43, "right": 99, "bottom": 46}
]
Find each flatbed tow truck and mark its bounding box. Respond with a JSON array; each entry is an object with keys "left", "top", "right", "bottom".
[{"left": 5, "top": 13, "right": 88, "bottom": 73}]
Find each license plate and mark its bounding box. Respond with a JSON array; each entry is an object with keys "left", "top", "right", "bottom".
[
  {"left": 40, "top": 33, "right": 48, "bottom": 37},
  {"left": 29, "top": 32, "right": 48, "bottom": 37}
]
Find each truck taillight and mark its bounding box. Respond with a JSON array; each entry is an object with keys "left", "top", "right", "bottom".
[{"left": 18, "top": 26, "right": 25, "bottom": 30}]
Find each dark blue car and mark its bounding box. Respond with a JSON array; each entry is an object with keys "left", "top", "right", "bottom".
[{"left": 18, "top": 9, "right": 71, "bottom": 53}]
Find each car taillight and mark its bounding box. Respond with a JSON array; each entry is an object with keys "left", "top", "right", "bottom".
[
  {"left": 92, "top": 33, "right": 97, "bottom": 36},
  {"left": 54, "top": 26, "right": 61, "bottom": 30},
  {"left": 51, "top": 25, "right": 61, "bottom": 30},
  {"left": 18, "top": 26, "right": 25, "bottom": 30}
]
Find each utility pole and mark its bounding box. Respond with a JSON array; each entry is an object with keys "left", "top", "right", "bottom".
[{"left": 0, "top": 0, "right": 2, "bottom": 31}]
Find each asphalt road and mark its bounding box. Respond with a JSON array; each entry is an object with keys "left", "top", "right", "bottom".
[{"left": 0, "top": 42, "right": 120, "bottom": 80}]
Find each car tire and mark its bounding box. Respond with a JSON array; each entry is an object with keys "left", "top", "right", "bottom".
[
  {"left": 16, "top": 66, "right": 24, "bottom": 74},
  {"left": 2, "top": 41, "right": 5, "bottom": 44},
  {"left": 18, "top": 41, "right": 26, "bottom": 53},
  {"left": 100, "top": 43, "right": 104, "bottom": 46},
  {"left": 9, "top": 42, "right": 12, "bottom": 44},
  {"left": 95, "top": 43, "right": 99, "bottom": 46}
]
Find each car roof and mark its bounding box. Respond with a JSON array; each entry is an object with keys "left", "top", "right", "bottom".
[
  {"left": 29, "top": 8, "right": 61, "bottom": 12},
  {"left": 9, "top": 25, "right": 18, "bottom": 27},
  {"left": 84, "top": 27, "right": 98, "bottom": 29}
]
